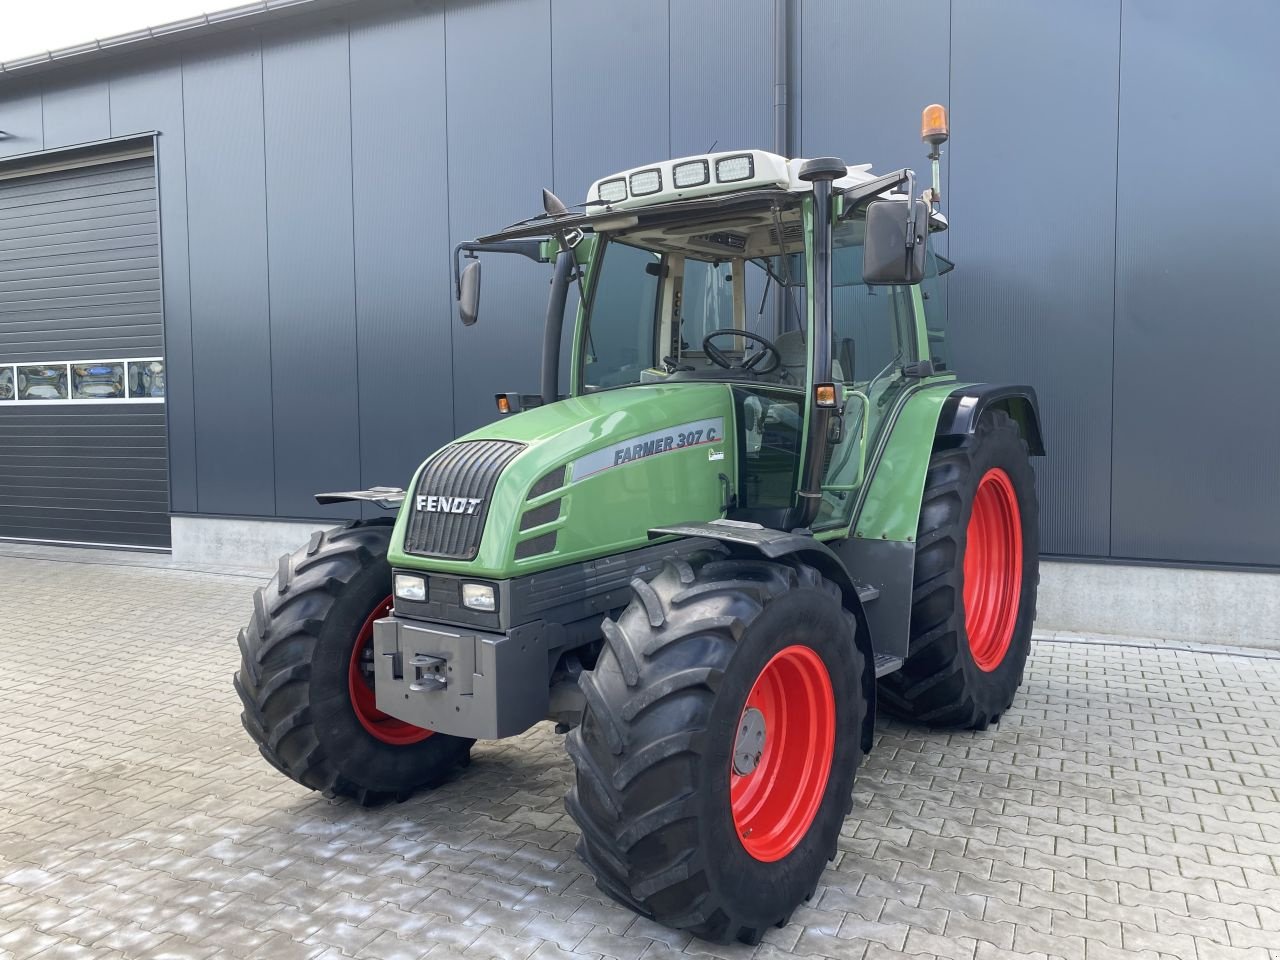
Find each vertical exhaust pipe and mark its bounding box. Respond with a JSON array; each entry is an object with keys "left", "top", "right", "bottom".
[
  {"left": 793, "top": 157, "right": 846, "bottom": 529},
  {"left": 541, "top": 251, "right": 574, "bottom": 406}
]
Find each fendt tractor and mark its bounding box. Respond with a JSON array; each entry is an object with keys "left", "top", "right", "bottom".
[{"left": 235, "top": 105, "right": 1045, "bottom": 944}]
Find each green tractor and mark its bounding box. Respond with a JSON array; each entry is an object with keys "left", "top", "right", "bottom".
[{"left": 235, "top": 105, "right": 1044, "bottom": 944}]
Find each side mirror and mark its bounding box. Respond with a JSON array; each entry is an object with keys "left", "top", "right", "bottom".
[
  {"left": 862, "top": 199, "right": 928, "bottom": 286},
  {"left": 458, "top": 259, "right": 481, "bottom": 326}
]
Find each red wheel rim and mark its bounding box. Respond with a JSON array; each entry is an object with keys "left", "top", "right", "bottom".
[
  {"left": 963, "top": 468, "right": 1023, "bottom": 672},
  {"left": 347, "top": 595, "right": 434, "bottom": 745},
  {"left": 730, "top": 644, "right": 836, "bottom": 862}
]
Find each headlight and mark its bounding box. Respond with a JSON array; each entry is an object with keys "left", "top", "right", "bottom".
[
  {"left": 462, "top": 582, "right": 496, "bottom": 612},
  {"left": 394, "top": 573, "right": 426, "bottom": 602}
]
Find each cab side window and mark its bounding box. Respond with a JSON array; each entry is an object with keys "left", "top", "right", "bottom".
[
  {"left": 830, "top": 241, "right": 908, "bottom": 384},
  {"left": 583, "top": 242, "right": 661, "bottom": 388}
]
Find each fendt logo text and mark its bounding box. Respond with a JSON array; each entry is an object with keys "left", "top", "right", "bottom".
[{"left": 415, "top": 495, "right": 482, "bottom": 515}]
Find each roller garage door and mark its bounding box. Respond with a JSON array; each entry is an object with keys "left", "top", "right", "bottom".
[{"left": 0, "top": 149, "right": 170, "bottom": 549}]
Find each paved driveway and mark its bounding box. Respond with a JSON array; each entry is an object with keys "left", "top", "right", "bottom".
[{"left": 1, "top": 548, "right": 1278, "bottom": 960}]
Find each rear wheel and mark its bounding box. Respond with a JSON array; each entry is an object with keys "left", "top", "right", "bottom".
[
  {"left": 879, "top": 409, "right": 1039, "bottom": 728},
  {"left": 566, "top": 553, "right": 866, "bottom": 944},
  {"left": 234, "top": 520, "right": 473, "bottom": 804}
]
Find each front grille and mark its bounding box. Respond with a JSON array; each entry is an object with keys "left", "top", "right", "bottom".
[{"left": 403, "top": 440, "right": 523, "bottom": 559}]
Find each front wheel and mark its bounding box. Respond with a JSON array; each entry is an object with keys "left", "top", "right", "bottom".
[
  {"left": 879, "top": 409, "right": 1039, "bottom": 729},
  {"left": 566, "top": 554, "right": 867, "bottom": 944},
  {"left": 234, "top": 520, "right": 473, "bottom": 804}
]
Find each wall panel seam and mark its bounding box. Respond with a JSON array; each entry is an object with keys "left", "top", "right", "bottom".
[
  {"left": 180, "top": 59, "right": 200, "bottom": 514},
  {"left": 442, "top": 3, "right": 457, "bottom": 439},
  {"left": 547, "top": 0, "right": 556, "bottom": 194},
  {"left": 1107, "top": 0, "right": 1124, "bottom": 560},
  {"left": 345, "top": 23, "right": 364, "bottom": 490},
  {"left": 257, "top": 36, "right": 279, "bottom": 515}
]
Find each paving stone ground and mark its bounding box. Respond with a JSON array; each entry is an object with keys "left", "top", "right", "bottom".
[{"left": 1, "top": 548, "right": 1279, "bottom": 960}]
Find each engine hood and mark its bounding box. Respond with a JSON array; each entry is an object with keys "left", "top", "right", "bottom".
[{"left": 388, "top": 383, "right": 738, "bottom": 578}]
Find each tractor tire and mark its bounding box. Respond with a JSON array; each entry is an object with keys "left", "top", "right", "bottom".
[
  {"left": 234, "top": 519, "right": 473, "bottom": 805},
  {"left": 879, "top": 409, "right": 1039, "bottom": 729},
  {"left": 565, "top": 552, "right": 867, "bottom": 945}
]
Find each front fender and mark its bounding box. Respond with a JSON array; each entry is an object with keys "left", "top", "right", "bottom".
[{"left": 648, "top": 520, "right": 880, "bottom": 754}]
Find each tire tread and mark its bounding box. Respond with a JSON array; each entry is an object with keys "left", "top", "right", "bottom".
[
  {"left": 879, "top": 410, "right": 1039, "bottom": 729},
  {"left": 567, "top": 555, "right": 867, "bottom": 944}
]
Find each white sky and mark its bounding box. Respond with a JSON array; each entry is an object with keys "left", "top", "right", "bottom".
[{"left": 0, "top": 1, "right": 237, "bottom": 63}]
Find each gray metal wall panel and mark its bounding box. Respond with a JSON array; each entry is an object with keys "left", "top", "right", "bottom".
[
  {"left": 797, "top": 0, "right": 950, "bottom": 265},
  {"left": 0, "top": 92, "right": 43, "bottom": 157},
  {"left": 41, "top": 83, "right": 111, "bottom": 149},
  {"left": 109, "top": 66, "right": 197, "bottom": 512},
  {"left": 668, "top": 0, "right": 773, "bottom": 158},
  {"left": 550, "top": 0, "right": 669, "bottom": 204},
  {"left": 948, "top": 0, "right": 1120, "bottom": 557},
  {"left": 1111, "top": 0, "right": 1280, "bottom": 566},
  {"left": 349, "top": 9, "right": 455, "bottom": 504},
  {"left": 181, "top": 47, "right": 276, "bottom": 516},
  {"left": 445, "top": 0, "right": 554, "bottom": 437},
  {"left": 261, "top": 27, "right": 360, "bottom": 519},
  {"left": 798, "top": 0, "right": 949, "bottom": 174},
  {"left": 0, "top": 406, "right": 169, "bottom": 548}
]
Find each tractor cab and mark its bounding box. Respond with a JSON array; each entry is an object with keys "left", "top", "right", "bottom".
[{"left": 458, "top": 148, "right": 951, "bottom": 533}]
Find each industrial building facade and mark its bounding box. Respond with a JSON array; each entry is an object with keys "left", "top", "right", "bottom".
[{"left": 0, "top": 1, "right": 1276, "bottom": 599}]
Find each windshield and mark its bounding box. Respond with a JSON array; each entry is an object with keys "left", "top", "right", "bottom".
[
  {"left": 574, "top": 204, "right": 929, "bottom": 397},
  {"left": 579, "top": 240, "right": 787, "bottom": 391}
]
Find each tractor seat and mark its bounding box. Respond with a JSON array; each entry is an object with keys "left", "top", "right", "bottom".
[{"left": 774, "top": 329, "right": 843, "bottom": 385}]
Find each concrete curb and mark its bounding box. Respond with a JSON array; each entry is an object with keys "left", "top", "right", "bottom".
[{"left": 1032, "top": 629, "right": 1280, "bottom": 661}]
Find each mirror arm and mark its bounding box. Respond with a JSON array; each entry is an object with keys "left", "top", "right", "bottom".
[
  {"left": 838, "top": 167, "right": 912, "bottom": 220},
  {"left": 452, "top": 239, "right": 548, "bottom": 299},
  {"left": 904, "top": 170, "right": 918, "bottom": 253}
]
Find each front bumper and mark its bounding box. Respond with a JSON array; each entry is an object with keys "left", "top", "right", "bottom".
[{"left": 372, "top": 614, "right": 549, "bottom": 739}]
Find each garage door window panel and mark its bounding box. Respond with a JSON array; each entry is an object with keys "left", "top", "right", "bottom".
[
  {"left": 72, "top": 361, "right": 125, "bottom": 399},
  {"left": 17, "top": 364, "right": 69, "bottom": 399}
]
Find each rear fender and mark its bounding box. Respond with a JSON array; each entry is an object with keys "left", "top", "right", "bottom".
[
  {"left": 935, "top": 384, "right": 1046, "bottom": 455},
  {"left": 649, "top": 521, "right": 878, "bottom": 754}
]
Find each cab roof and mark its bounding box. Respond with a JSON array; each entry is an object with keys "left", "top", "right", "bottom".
[
  {"left": 586, "top": 150, "right": 879, "bottom": 211},
  {"left": 476, "top": 152, "right": 947, "bottom": 245}
]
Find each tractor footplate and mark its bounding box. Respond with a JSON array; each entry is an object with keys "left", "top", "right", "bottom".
[{"left": 372, "top": 614, "right": 548, "bottom": 739}]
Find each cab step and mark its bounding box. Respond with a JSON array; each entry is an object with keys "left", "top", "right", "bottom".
[{"left": 873, "top": 654, "right": 904, "bottom": 678}]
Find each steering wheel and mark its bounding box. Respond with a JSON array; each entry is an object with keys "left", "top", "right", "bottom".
[{"left": 701, "top": 329, "right": 782, "bottom": 375}]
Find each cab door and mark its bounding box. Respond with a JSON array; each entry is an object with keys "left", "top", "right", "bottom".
[{"left": 814, "top": 231, "right": 919, "bottom": 532}]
